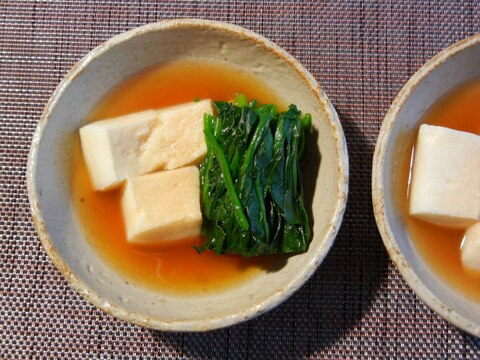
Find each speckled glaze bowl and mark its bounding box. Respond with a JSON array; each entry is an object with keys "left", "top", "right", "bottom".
[
  {"left": 372, "top": 34, "right": 480, "bottom": 336},
  {"left": 27, "top": 19, "right": 349, "bottom": 331}
]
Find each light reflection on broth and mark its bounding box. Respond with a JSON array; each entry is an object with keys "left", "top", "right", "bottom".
[
  {"left": 71, "top": 59, "right": 285, "bottom": 294},
  {"left": 398, "top": 79, "right": 480, "bottom": 301}
]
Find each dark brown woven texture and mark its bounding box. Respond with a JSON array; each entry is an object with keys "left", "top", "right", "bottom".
[{"left": 1, "top": 0, "right": 479, "bottom": 358}]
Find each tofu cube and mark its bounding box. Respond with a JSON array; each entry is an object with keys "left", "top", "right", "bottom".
[
  {"left": 409, "top": 124, "right": 480, "bottom": 228},
  {"left": 79, "top": 100, "right": 212, "bottom": 190},
  {"left": 461, "top": 222, "right": 480, "bottom": 274},
  {"left": 121, "top": 166, "right": 202, "bottom": 244}
]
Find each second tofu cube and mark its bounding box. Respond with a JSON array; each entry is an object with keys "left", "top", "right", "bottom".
[
  {"left": 121, "top": 166, "right": 202, "bottom": 244},
  {"left": 409, "top": 124, "right": 480, "bottom": 228},
  {"left": 461, "top": 222, "right": 480, "bottom": 274}
]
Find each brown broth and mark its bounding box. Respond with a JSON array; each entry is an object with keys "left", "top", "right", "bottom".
[
  {"left": 398, "top": 79, "right": 480, "bottom": 301},
  {"left": 71, "top": 59, "right": 284, "bottom": 294}
]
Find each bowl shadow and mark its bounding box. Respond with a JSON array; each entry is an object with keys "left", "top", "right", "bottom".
[{"left": 151, "top": 109, "right": 390, "bottom": 358}]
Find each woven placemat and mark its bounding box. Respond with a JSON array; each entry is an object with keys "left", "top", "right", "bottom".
[{"left": 1, "top": 1, "right": 479, "bottom": 358}]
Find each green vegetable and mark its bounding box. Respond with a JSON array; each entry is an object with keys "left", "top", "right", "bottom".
[{"left": 198, "top": 97, "right": 311, "bottom": 256}]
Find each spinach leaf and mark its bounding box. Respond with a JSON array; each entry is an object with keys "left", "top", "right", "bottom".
[{"left": 198, "top": 98, "right": 312, "bottom": 256}]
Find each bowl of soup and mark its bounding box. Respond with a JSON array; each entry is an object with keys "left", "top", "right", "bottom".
[
  {"left": 27, "top": 19, "right": 349, "bottom": 331},
  {"left": 372, "top": 34, "right": 480, "bottom": 336}
]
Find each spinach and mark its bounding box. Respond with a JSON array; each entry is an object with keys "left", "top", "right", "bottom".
[{"left": 198, "top": 98, "right": 311, "bottom": 256}]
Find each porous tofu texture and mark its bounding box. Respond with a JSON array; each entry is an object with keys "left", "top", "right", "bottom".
[
  {"left": 121, "top": 166, "right": 202, "bottom": 244},
  {"left": 461, "top": 222, "right": 480, "bottom": 274},
  {"left": 409, "top": 124, "right": 480, "bottom": 228},
  {"left": 79, "top": 100, "right": 212, "bottom": 190}
]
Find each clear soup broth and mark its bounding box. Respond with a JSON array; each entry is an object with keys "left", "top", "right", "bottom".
[
  {"left": 398, "top": 79, "right": 480, "bottom": 301},
  {"left": 71, "top": 59, "right": 284, "bottom": 294}
]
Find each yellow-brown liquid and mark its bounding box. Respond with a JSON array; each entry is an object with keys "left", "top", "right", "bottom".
[
  {"left": 398, "top": 79, "right": 480, "bottom": 301},
  {"left": 71, "top": 59, "right": 284, "bottom": 294}
]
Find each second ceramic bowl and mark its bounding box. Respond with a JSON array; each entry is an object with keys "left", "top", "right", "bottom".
[{"left": 373, "top": 34, "right": 480, "bottom": 336}]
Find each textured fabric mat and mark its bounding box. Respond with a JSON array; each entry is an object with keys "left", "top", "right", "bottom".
[{"left": 1, "top": 1, "right": 479, "bottom": 358}]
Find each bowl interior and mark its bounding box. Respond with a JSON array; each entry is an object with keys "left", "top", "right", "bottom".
[
  {"left": 29, "top": 20, "right": 348, "bottom": 331},
  {"left": 375, "top": 36, "right": 480, "bottom": 334}
]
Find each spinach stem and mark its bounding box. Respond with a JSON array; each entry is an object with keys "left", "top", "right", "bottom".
[
  {"left": 255, "top": 176, "right": 270, "bottom": 242},
  {"left": 204, "top": 128, "right": 250, "bottom": 231}
]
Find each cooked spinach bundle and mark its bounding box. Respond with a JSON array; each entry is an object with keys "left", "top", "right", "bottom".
[{"left": 198, "top": 98, "right": 312, "bottom": 256}]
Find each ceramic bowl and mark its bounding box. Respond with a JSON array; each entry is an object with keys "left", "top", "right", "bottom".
[
  {"left": 27, "top": 19, "right": 348, "bottom": 331},
  {"left": 372, "top": 34, "right": 480, "bottom": 336}
]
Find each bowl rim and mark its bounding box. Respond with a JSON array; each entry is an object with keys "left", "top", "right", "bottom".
[
  {"left": 372, "top": 33, "right": 480, "bottom": 337},
  {"left": 27, "top": 18, "right": 349, "bottom": 331}
]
